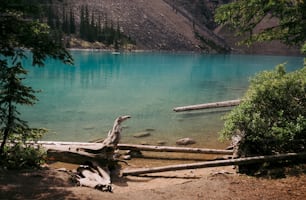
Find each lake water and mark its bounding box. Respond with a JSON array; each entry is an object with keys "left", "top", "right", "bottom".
[{"left": 21, "top": 51, "right": 304, "bottom": 148}]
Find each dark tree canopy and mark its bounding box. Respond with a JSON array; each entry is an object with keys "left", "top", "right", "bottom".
[
  {"left": 0, "top": 0, "right": 73, "bottom": 66},
  {"left": 215, "top": 0, "right": 306, "bottom": 49}
]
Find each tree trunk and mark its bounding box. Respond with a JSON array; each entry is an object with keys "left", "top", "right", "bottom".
[{"left": 0, "top": 101, "right": 13, "bottom": 155}]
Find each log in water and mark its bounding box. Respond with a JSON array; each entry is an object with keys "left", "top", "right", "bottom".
[{"left": 173, "top": 99, "right": 241, "bottom": 112}]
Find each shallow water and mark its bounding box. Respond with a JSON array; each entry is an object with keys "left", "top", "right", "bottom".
[{"left": 21, "top": 52, "right": 303, "bottom": 147}]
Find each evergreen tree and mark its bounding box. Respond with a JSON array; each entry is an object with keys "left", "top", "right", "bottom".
[
  {"left": 62, "top": 6, "right": 69, "bottom": 34},
  {"left": 80, "top": 5, "right": 85, "bottom": 39},
  {"left": 69, "top": 8, "right": 76, "bottom": 34},
  {"left": 88, "top": 11, "right": 96, "bottom": 42},
  {"left": 0, "top": 0, "right": 73, "bottom": 167},
  {"left": 55, "top": 8, "right": 61, "bottom": 30},
  {"left": 46, "top": 5, "right": 55, "bottom": 29}
]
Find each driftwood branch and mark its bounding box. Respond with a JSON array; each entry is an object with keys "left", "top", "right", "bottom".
[
  {"left": 80, "top": 115, "right": 131, "bottom": 155},
  {"left": 173, "top": 99, "right": 241, "bottom": 112},
  {"left": 76, "top": 161, "right": 112, "bottom": 192},
  {"left": 122, "top": 152, "right": 306, "bottom": 176}
]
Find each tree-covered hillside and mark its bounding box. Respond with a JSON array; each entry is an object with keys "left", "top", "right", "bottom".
[{"left": 36, "top": 0, "right": 300, "bottom": 54}]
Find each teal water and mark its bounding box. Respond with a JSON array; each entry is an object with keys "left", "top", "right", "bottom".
[{"left": 21, "top": 52, "right": 304, "bottom": 147}]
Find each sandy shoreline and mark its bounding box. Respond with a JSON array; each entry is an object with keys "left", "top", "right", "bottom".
[{"left": 1, "top": 163, "right": 305, "bottom": 200}]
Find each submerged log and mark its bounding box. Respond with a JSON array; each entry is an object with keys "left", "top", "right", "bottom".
[
  {"left": 122, "top": 152, "right": 306, "bottom": 176},
  {"left": 173, "top": 99, "right": 241, "bottom": 112}
]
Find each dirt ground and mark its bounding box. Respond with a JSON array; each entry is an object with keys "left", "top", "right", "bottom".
[{"left": 1, "top": 163, "right": 306, "bottom": 200}]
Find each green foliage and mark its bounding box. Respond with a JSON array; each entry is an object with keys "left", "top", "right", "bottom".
[
  {"left": 215, "top": 0, "right": 306, "bottom": 175},
  {"left": 215, "top": 0, "right": 306, "bottom": 48},
  {"left": 220, "top": 65, "right": 306, "bottom": 156},
  {"left": 0, "top": 129, "right": 47, "bottom": 169}
]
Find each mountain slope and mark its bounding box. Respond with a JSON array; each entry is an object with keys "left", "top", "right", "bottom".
[
  {"left": 61, "top": 0, "right": 299, "bottom": 54},
  {"left": 60, "top": 0, "right": 228, "bottom": 52}
]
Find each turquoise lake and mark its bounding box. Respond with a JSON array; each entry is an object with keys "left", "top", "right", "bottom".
[{"left": 21, "top": 51, "right": 304, "bottom": 148}]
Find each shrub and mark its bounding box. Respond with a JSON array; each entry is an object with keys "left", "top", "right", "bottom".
[
  {"left": 220, "top": 65, "right": 306, "bottom": 174},
  {"left": 0, "top": 128, "right": 47, "bottom": 169}
]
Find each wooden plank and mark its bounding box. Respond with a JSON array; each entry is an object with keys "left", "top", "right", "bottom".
[
  {"left": 122, "top": 152, "right": 306, "bottom": 176},
  {"left": 173, "top": 99, "right": 241, "bottom": 112}
]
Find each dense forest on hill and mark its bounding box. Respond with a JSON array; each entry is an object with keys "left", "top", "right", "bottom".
[
  {"left": 38, "top": 0, "right": 299, "bottom": 54},
  {"left": 40, "top": 2, "right": 135, "bottom": 50}
]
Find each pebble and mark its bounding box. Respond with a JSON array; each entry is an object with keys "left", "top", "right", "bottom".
[{"left": 123, "top": 155, "right": 131, "bottom": 160}]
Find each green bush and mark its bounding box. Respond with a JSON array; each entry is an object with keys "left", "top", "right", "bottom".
[
  {"left": 1, "top": 144, "right": 46, "bottom": 169},
  {"left": 220, "top": 64, "right": 306, "bottom": 158},
  {"left": 0, "top": 128, "right": 47, "bottom": 169}
]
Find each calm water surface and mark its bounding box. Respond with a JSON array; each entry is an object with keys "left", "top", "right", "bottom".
[{"left": 21, "top": 52, "right": 303, "bottom": 147}]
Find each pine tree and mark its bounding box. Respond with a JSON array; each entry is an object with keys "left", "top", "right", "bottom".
[
  {"left": 69, "top": 8, "right": 76, "bottom": 34},
  {"left": 0, "top": 62, "right": 38, "bottom": 154},
  {"left": 80, "top": 5, "right": 85, "bottom": 39},
  {"left": 62, "top": 6, "right": 69, "bottom": 34},
  {"left": 46, "top": 5, "right": 55, "bottom": 29}
]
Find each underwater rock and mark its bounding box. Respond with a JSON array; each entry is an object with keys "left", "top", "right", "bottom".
[
  {"left": 157, "top": 141, "right": 166, "bottom": 145},
  {"left": 133, "top": 132, "right": 151, "bottom": 138},
  {"left": 140, "top": 141, "right": 150, "bottom": 145},
  {"left": 176, "top": 138, "right": 196, "bottom": 145},
  {"left": 83, "top": 126, "right": 95, "bottom": 130}
]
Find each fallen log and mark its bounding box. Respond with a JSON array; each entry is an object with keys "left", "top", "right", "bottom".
[
  {"left": 173, "top": 99, "right": 241, "bottom": 112},
  {"left": 39, "top": 141, "right": 103, "bottom": 149},
  {"left": 122, "top": 152, "right": 306, "bottom": 176},
  {"left": 43, "top": 115, "right": 130, "bottom": 191},
  {"left": 118, "top": 144, "right": 233, "bottom": 155},
  {"left": 44, "top": 115, "right": 131, "bottom": 163},
  {"left": 39, "top": 142, "right": 233, "bottom": 155},
  {"left": 46, "top": 149, "right": 116, "bottom": 166}
]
